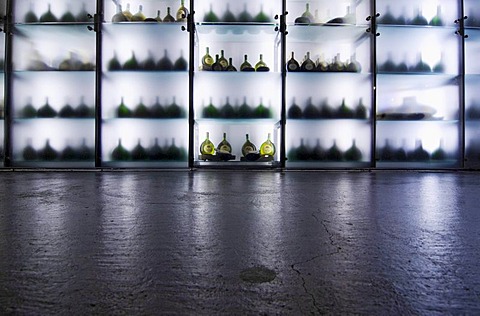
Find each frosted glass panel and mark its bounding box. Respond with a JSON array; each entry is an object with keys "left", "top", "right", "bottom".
[
  {"left": 103, "top": 0, "right": 189, "bottom": 23},
  {"left": 14, "top": 1, "right": 95, "bottom": 23}
]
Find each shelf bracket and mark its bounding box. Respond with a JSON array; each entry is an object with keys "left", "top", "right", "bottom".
[
  {"left": 455, "top": 16, "right": 468, "bottom": 38},
  {"left": 366, "top": 13, "right": 380, "bottom": 37}
]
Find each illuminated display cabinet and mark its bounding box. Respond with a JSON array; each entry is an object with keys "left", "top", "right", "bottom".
[{"left": 0, "top": 0, "right": 478, "bottom": 169}]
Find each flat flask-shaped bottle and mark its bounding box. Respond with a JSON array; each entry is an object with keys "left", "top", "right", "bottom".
[
  {"left": 260, "top": 133, "right": 276, "bottom": 156},
  {"left": 112, "top": 139, "right": 131, "bottom": 161},
  {"left": 242, "top": 134, "right": 257, "bottom": 156},
  {"left": 200, "top": 132, "right": 215, "bottom": 155},
  {"left": 217, "top": 133, "right": 232, "bottom": 153}
]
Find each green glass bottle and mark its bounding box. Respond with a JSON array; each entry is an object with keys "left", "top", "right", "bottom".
[
  {"left": 40, "top": 4, "right": 58, "bottom": 23},
  {"left": 117, "top": 97, "right": 132, "bottom": 118},
  {"left": 23, "top": 139, "right": 38, "bottom": 160},
  {"left": 131, "top": 139, "right": 148, "bottom": 160},
  {"left": 133, "top": 98, "right": 150, "bottom": 118},
  {"left": 240, "top": 55, "right": 255, "bottom": 71},
  {"left": 217, "top": 133, "right": 232, "bottom": 153},
  {"left": 326, "top": 140, "right": 343, "bottom": 161},
  {"left": 201, "top": 47, "right": 214, "bottom": 71},
  {"left": 220, "top": 97, "right": 236, "bottom": 118},
  {"left": 150, "top": 97, "right": 166, "bottom": 118},
  {"left": 202, "top": 98, "right": 220, "bottom": 118},
  {"left": 149, "top": 138, "right": 165, "bottom": 160},
  {"left": 260, "top": 133, "right": 275, "bottom": 156},
  {"left": 111, "top": 139, "right": 131, "bottom": 160},
  {"left": 204, "top": 4, "right": 219, "bottom": 22},
  {"left": 123, "top": 51, "right": 139, "bottom": 70},
  {"left": 163, "top": 7, "right": 176, "bottom": 22},
  {"left": 37, "top": 98, "right": 57, "bottom": 118},
  {"left": 25, "top": 3, "right": 38, "bottom": 23},
  {"left": 173, "top": 50, "right": 188, "bottom": 71},
  {"left": 238, "top": 4, "right": 253, "bottom": 22},
  {"left": 176, "top": 0, "right": 189, "bottom": 22},
  {"left": 156, "top": 50, "right": 174, "bottom": 71},
  {"left": 337, "top": 98, "right": 354, "bottom": 119},
  {"left": 200, "top": 132, "right": 215, "bottom": 155},
  {"left": 288, "top": 98, "right": 303, "bottom": 119},
  {"left": 254, "top": 98, "right": 271, "bottom": 118},
  {"left": 254, "top": 54, "right": 270, "bottom": 72},
  {"left": 242, "top": 134, "right": 257, "bottom": 156},
  {"left": 344, "top": 140, "right": 362, "bottom": 161},
  {"left": 38, "top": 139, "right": 58, "bottom": 161},
  {"left": 254, "top": 5, "right": 270, "bottom": 23},
  {"left": 237, "top": 97, "right": 252, "bottom": 118},
  {"left": 222, "top": 4, "right": 236, "bottom": 23}
]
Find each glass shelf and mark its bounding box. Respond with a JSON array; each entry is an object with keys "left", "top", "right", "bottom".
[
  {"left": 286, "top": 24, "right": 370, "bottom": 44},
  {"left": 196, "top": 118, "right": 280, "bottom": 125},
  {"left": 195, "top": 24, "right": 279, "bottom": 40}
]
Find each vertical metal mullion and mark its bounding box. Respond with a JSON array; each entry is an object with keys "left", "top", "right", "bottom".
[
  {"left": 3, "top": 0, "right": 14, "bottom": 167},
  {"left": 459, "top": 0, "right": 466, "bottom": 169},
  {"left": 280, "top": 0, "right": 286, "bottom": 169},
  {"left": 371, "top": 0, "right": 377, "bottom": 169},
  {"left": 95, "top": 0, "right": 103, "bottom": 168},
  {"left": 188, "top": 0, "right": 195, "bottom": 169}
]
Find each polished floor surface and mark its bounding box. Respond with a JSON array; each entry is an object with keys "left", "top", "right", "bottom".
[{"left": 0, "top": 170, "right": 479, "bottom": 315}]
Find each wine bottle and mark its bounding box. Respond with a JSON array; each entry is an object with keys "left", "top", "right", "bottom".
[
  {"left": 408, "top": 140, "right": 430, "bottom": 161},
  {"left": 301, "top": 3, "right": 314, "bottom": 23},
  {"left": 242, "top": 134, "right": 257, "bottom": 156},
  {"left": 131, "top": 139, "right": 148, "bottom": 160},
  {"left": 25, "top": 3, "right": 38, "bottom": 23},
  {"left": 467, "top": 101, "right": 480, "bottom": 120},
  {"left": 149, "top": 138, "right": 165, "bottom": 160},
  {"left": 312, "top": 139, "right": 326, "bottom": 161},
  {"left": 346, "top": 54, "right": 362, "bottom": 73},
  {"left": 38, "top": 139, "right": 58, "bottom": 161},
  {"left": 379, "top": 139, "right": 395, "bottom": 161},
  {"left": 222, "top": 4, "right": 236, "bottom": 23},
  {"left": 296, "top": 139, "right": 311, "bottom": 161},
  {"left": 300, "top": 52, "right": 315, "bottom": 71},
  {"left": 204, "top": 4, "right": 219, "bottom": 22},
  {"left": 315, "top": 54, "right": 329, "bottom": 72},
  {"left": 337, "top": 98, "right": 354, "bottom": 119},
  {"left": 151, "top": 97, "right": 166, "bottom": 118},
  {"left": 163, "top": 7, "right": 176, "bottom": 22},
  {"left": 433, "top": 53, "right": 445, "bottom": 73},
  {"left": 201, "top": 47, "right": 214, "bottom": 71},
  {"left": 411, "top": 53, "right": 431, "bottom": 72},
  {"left": 117, "top": 97, "right": 132, "bottom": 118},
  {"left": 108, "top": 52, "right": 122, "bottom": 71},
  {"left": 225, "top": 58, "right": 237, "bottom": 71},
  {"left": 411, "top": 7, "right": 428, "bottom": 25},
  {"left": 22, "top": 99, "right": 37, "bottom": 118},
  {"left": 23, "top": 139, "right": 38, "bottom": 160},
  {"left": 176, "top": 0, "right": 189, "bottom": 22},
  {"left": 61, "top": 144, "right": 77, "bottom": 161},
  {"left": 395, "top": 7, "right": 407, "bottom": 25},
  {"left": 344, "top": 140, "right": 362, "bottom": 161},
  {"left": 303, "top": 97, "right": 320, "bottom": 119},
  {"left": 123, "top": 51, "right": 139, "bottom": 70},
  {"left": 288, "top": 99, "right": 303, "bottom": 119},
  {"left": 133, "top": 98, "right": 150, "bottom": 118},
  {"left": 155, "top": 10, "right": 163, "bottom": 22},
  {"left": 355, "top": 98, "right": 368, "bottom": 119},
  {"left": 217, "top": 133, "right": 232, "bottom": 153},
  {"left": 203, "top": 98, "right": 220, "bottom": 118},
  {"left": 286, "top": 52, "right": 300, "bottom": 72},
  {"left": 76, "top": 3, "right": 90, "bottom": 22},
  {"left": 142, "top": 51, "right": 157, "bottom": 70},
  {"left": 254, "top": 54, "right": 270, "bottom": 72},
  {"left": 430, "top": 5, "right": 444, "bottom": 26},
  {"left": 212, "top": 54, "right": 224, "bottom": 71},
  {"left": 326, "top": 140, "right": 343, "bottom": 161},
  {"left": 37, "top": 98, "right": 57, "bottom": 118},
  {"left": 260, "top": 133, "right": 275, "bottom": 156},
  {"left": 122, "top": 3, "right": 133, "bottom": 21},
  {"left": 40, "top": 4, "right": 58, "bottom": 23},
  {"left": 330, "top": 54, "right": 345, "bottom": 72},
  {"left": 218, "top": 50, "right": 229, "bottom": 69},
  {"left": 157, "top": 50, "right": 174, "bottom": 70},
  {"left": 76, "top": 96, "right": 94, "bottom": 118},
  {"left": 220, "top": 97, "right": 236, "bottom": 118},
  {"left": 238, "top": 4, "right": 253, "bottom": 22},
  {"left": 60, "top": 6, "right": 76, "bottom": 23},
  {"left": 254, "top": 5, "right": 271, "bottom": 23},
  {"left": 319, "top": 99, "right": 334, "bottom": 118},
  {"left": 173, "top": 51, "right": 188, "bottom": 71},
  {"left": 112, "top": 4, "right": 128, "bottom": 22},
  {"left": 77, "top": 138, "right": 94, "bottom": 160},
  {"left": 378, "top": 5, "right": 396, "bottom": 25},
  {"left": 379, "top": 53, "right": 396, "bottom": 73},
  {"left": 200, "top": 132, "right": 215, "bottom": 155},
  {"left": 240, "top": 55, "right": 255, "bottom": 71},
  {"left": 254, "top": 98, "right": 271, "bottom": 118},
  {"left": 59, "top": 103, "right": 76, "bottom": 118},
  {"left": 111, "top": 139, "right": 131, "bottom": 160},
  {"left": 165, "top": 138, "right": 183, "bottom": 160},
  {"left": 237, "top": 97, "right": 252, "bottom": 118},
  {"left": 394, "top": 139, "right": 408, "bottom": 161},
  {"left": 431, "top": 140, "right": 446, "bottom": 160},
  {"left": 166, "top": 97, "right": 184, "bottom": 118}
]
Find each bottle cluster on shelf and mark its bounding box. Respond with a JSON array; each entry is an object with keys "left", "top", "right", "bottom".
[
  {"left": 288, "top": 139, "right": 362, "bottom": 162},
  {"left": 288, "top": 98, "right": 368, "bottom": 120},
  {"left": 108, "top": 50, "right": 187, "bottom": 71},
  {"left": 112, "top": 1, "right": 188, "bottom": 23},
  {"left": 377, "top": 139, "right": 447, "bottom": 162},
  {"left": 22, "top": 139, "right": 94, "bottom": 161},
  {"left": 466, "top": 102, "right": 480, "bottom": 120},
  {"left": 115, "top": 97, "right": 185, "bottom": 119},
  {"left": 202, "top": 4, "right": 271, "bottom": 23},
  {"left": 27, "top": 52, "right": 95, "bottom": 72},
  {"left": 111, "top": 138, "right": 186, "bottom": 161},
  {"left": 199, "top": 132, "right": 275, "bottom": 162},
  {"left": 293, "top": 3, "right": 355, "bottom": 25},
  {"left": 19, "top": 98, "right": 94, "bottom": 119},
  {"left": 378, "top": 5, "right": 444, "bottom": 26},
  {"left": 200, "top": 48, "right": 269, "bottom": 72},
  {"left": 286, "top": 52, "right": 361, "bottom": 73},
  {"left": 23, "top": 4, "right": 91, "bottom": 23},
  {"left": 201, "top": 97, "right": 272, "bottom": 119},
  {"left": 379, "top": 53, "right": 444, "bottom": 73}
]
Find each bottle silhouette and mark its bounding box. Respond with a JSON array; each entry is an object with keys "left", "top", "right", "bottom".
[
  {"left": 22, "top": 99, "right": 37, "bottom": 118},
  {"left": 117, "top": 97, "right": 132, "bottom": 118},
  {"left": 38, "top": 139, "right": 58, "bottom": 161},
  {"left": 296, "top": 139, "right": 311, "bottom": 161},
  {"left": 165, "top": 138, "right": 182, "bottom": 160},
  {"left": 355, "top": 98, "right": 368, "bottom": 119},
  {"left": 173, "top": 51, "right": 188, "bottom": 71},
  {"left": 288, "top": 99, "right": 303, "bottom": 119},
  {"left": 303, "top": 98, "right": 321, "bottom": 119},
  {"left": 23, "top": 139, "right": 38, "bottom": 160},
  {"left": 237, "top": 97, "right": 252, "bottom": 118},
  {"left": 157, "top": 50, "right": 174, "bottom": 70},
  {"left": 111, "top": 139, "right": 131, "bottom": 160},
  {"left": 131, "top": 139, "right": 148, "bottom": 160},
  {"left": 378, "top": 5, "right": 396, "bottom": 24},
  {"left": 123, "top": 51, "right": 139, "bottom": 70},
  {"left": 142, "top": 51, "right": 157, "bottom": 70},
  {"left": 77, "top": 138, "right": 93, "bottom": 160},
  {"left": 25, "top": 3, "right": 38, "bottom": 23},
  {"left": 319, "top": 99, "right": 334, "bottom": 118},
  {"left": 59, "top": 103, "right": 76, "bottom": 118},
  {"left": 430, "top": 5, "right": 444, "bottom": 26},
  {"left": 242, "top": 134, "right": 257, "bottom": 156},
  {"left": 163, "top": 7, "right": 176, "bottom": 22},
  {"left": 40, "top": 4, "right": 58, "bottom": 23},
  {"left": 165, "top": 97, "right": 184, "bottom": 118},
  {"left": 60, "top": 5, "right": 76, "bottom": 23},
  {"left": 238, "top": 4, "right": 253, "bottom": 22},
  {"left": 133, "top": 98, "right": 150, "bottom": 118},
  {"left": 220, "top": 97, "right": 236, "bottom": 119},
  {"left": 222, "top": 4, "right": 236, "bottom": 23},
  {"left": 254, "top": 5, "right": 270, "bottom": 23},
  {"left": 254, "top": 98, "right": 271, "bottom": 118},
  {"left": 337, "top": 98, "right": 354, "bottom": 119},
  {"left": 203, "top": 98, "right": 220, "bottom": 118},
  {"left": 326, "top": 140, "right": 343, "bottom": 161},
  {"left": 312, "top": 139, "right": 327, "bottom": 161},
  {"left": 200, "top": 132, "right": 215, "bottom": 155},
  {"left": 286, "top": 52, "right": 300, "bottom": 72},
  {"left": 344, "top": 140, "right": 362, "bottom": 161},
  {"left": 76, "top": 97, "right": 94, "bottom": 118},
  {"left": 379, "top": 139, "right": 395, "bottom": 161},
  {"left": 431, "top": 140, "right": 447, "bottom": 160},
  {"left": 225, "top": 58, "right": 237, "bottom": 71},
  {"left": 61, "top": 144, "right": 77, "bottom": 161},
  {"left": 37, "top": 98, "right": 57, "bottom": 118},
  {"left": 204, "top": 4, "right": 219, "bottom": 22},
  {"left": 108, "top": 52, "right": 122, "bottom": 71},
  {"left": 150, "top": 97, "right": 166, "bottom": 118},
  {"left": 149, "top": 138, "right": 165, "bottom": 160},
  {"left": 240, "top": 55, "right": 255, "bottom": 72}
]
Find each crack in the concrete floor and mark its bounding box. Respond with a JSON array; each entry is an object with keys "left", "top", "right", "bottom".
[{"left": 291, "top": 261, "right": 322, "bottom": 315}]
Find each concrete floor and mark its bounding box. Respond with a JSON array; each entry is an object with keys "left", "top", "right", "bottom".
[{"left": 0, "top": 170, "right": 479, "bottom": 315}]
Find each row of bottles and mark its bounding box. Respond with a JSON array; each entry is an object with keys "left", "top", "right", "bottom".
[
  {"left": 286, "top": 52, "right": 361, "bottom": 73},
  {"left": 288, "top": 98, "right": 368, "bottom": 120},
  {"left": 115, "top": 97, "right": 185, "bottom": 119},
  {"left": 202, "top": 4, "right": 271, "bottom": 23},
  {"left": 201, "top": 48, "right": 269, "bottom": 72},
  {"left": 23, "top": 4, "right": 90, "bottom": 23},
  {"left": 108, "top": 51, "right": 187, "bottom": 71},
  {"left": 111, "top": 138, "right": 186, "bottom": 161},
  {"left": 288, "top": 139, "right": 362, "bottom": 162},
  {"left": 201, "top": 97, "right": 272, "bottom": 119},
  {"left": 27, "top": 51, "right": 95, "bottom": 72},
  {"left": 377, "top": 139, "right": 447, "bottom": 162},
  {"left": 378, "top": 6, "right": 444, "bottom": 26},
  {"left": 22, "top": 139, "right": 94, "bottom": 161},
  {"left": 293, "top": 4, "right": 355, "bottom": 25},
  {"left": 20, "top": 98, "right": 94, "bottom": 119},
  {"left": 112, "top": 2, "right": 188, "bottom": 23},
  {"left": 379, "top": 53, "right": 444, "bottom": 73},
  {"left": 200, "top": 132, "right": 275, "bottom": 160}
]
